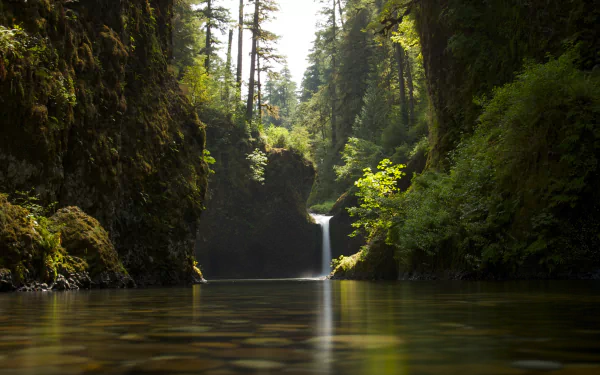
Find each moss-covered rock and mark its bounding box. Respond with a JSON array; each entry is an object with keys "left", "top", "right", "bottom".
[
  {"left": 329, "top": 192, "right": 364, "bottom": 261},
  {"left": 0, "top": 0, "right": 208, "bottom": 286},
  {"left": 0, "top": 194, "right": 132, "bottom": 290},
  {"left": 330, "top": 236, "right": 397, "bottom": 280},
  {"left": 49, "top": 207, "right": 133, "bottom": 288},
  {"left": 0, "top": 195, "right": 40, "bottom": 285}
]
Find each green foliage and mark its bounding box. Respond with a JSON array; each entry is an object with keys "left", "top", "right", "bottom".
[
  {"left": 380, "top": 53, "right": 600, "bottom": 275},
  {"left": 181, "top": 59, "right": 221, "bottom": 109},
  {"left": 296, "top": 0, "right": 429, "bottom": 204},
  {"left": 36, "top": 216, "right": 62, "bottom": 256},
  {"left": 246, "top": 148, "right": 268, "bottom": 184},
  {"left": 263, "top": 125, "right": 313, "bottom": 160},
  {"left": 334, "top": 137, "right": 384, "bottom": 185},
  {"left": 203, "top": 149, "right": 216, "bottom": 175},
  {"left": 348, "top": 159, "right": 406, "bottom": 238},
  {"left": 0, "top": 25, "right": 25, "bottom": 59},
  {"left": 263, "top": 65, "right": 298, "bottom": 128},
  {"left": 264, "top": 125, "right": 290, "bottom": 148},
  {"left": 309, "top": 200, "right": 335, "bottom": 215},
  {"left": 12, "top": 190, "right": 57, "bottom": 218},
  {"left": 172, "top": 0, "right": 206, "bottom": 78}
]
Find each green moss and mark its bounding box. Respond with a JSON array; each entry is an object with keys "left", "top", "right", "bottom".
[
  {"left": 309, "top": 201, "right": 336, "bottom": 215},
  {"left": 330, "top": 236, "right": 397, "bottom": 280},
  {"left": 49, "top": 207, "right": 128, "bottom": 278}
]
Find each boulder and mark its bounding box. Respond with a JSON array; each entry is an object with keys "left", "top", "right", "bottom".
[{"left": 49, "top": 207, "right": 134, "bottom": 288}]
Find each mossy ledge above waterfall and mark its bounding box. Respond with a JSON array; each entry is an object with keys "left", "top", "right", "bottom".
[{"left": 0, "top": 0, "right": 209, "bottom": 288}]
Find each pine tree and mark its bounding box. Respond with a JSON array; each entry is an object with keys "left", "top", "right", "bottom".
[
  {"left": 245, "top": 0, "right": 280, "bottom": 122},
  {"left": 236, "top": 0, "right": 244, "bottom": 89},
  {"left": 198, "top": 0, "right": 231, "bottom": 73}
]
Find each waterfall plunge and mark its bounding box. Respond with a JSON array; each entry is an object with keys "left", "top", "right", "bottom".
[{"left": 311, "top": 214, "right": 333, "bottom": 276}]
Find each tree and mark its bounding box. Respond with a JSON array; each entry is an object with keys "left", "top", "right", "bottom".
[
  {"left": 198, "top": 0, "right": 231, "bottom": 72},
  {"left": 245, "top": 0, "right": 260, "bottom": 121},
  {"left": 172, "top": 0, "right": 205, "bottom": 78},
  {"left": 224, "top": 28, "right": 234, "bottom": 105},
  {"left": 245, "top": 0, "right": 280, "bottom": 123},
  {"left": 236, "top": 0, "right": 244, "bottom": 89},
  {"left": 263, "top": 64, "right": 298, "bottom": 128}
]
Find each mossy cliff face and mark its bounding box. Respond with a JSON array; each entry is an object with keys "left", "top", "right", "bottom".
[
  {"left": 415, "top": 0, "right": 599, "bottom": 168},
  {"left": 196, "top": 122, "right": 320, "bottom": 279},
  {"left": 0, "top": 0, "right": 208, "bottom": 285}
]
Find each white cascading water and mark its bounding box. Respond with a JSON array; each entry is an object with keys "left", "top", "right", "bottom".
[{"left": 311, "top": 214, "right": 334, "bottom": 276}]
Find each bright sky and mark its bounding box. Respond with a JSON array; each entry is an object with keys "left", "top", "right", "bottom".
[{"left": 216, "top": 0, "right": 325, "bottom": 88}]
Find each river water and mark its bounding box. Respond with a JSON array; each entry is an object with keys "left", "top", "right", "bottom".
[{"left": 0, "top": 280, "right": 599, "bottom": 374}]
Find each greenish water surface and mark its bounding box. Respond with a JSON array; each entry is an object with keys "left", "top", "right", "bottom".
[{"left": 0, "top": 280, "right": 599, "bottom": 374}]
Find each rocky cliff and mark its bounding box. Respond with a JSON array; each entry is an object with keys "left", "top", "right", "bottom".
[
  {"left": 196, "top": 119, "right": 320, "bottom": 279},
  {"left": 0, "top": 0, "right": 208, "bottom": 287}
]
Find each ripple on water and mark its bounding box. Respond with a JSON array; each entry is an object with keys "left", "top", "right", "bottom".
[
  {"left": 212, "top": 348, "right": 312, "bottom": 361},
  {"left": 242, "top": 337, "right": 294, "bottom": 347},
  {"left": 306, "top": 335, "right": 403, "bottom": 349},
  {"left": 134, "top": 357, "right": 224, "bottom": 373},
  {"left": 14, "top": 346, "right": 87, "bottom": 356},
  {"left": 512, "top": 360, "right": 564, "bottom": 371},
  {"left": 232, "top": 359, "right": 285, "bottom": 370},
  {"left": 0, "top": 354, "right": 90, "bottom": 369}
]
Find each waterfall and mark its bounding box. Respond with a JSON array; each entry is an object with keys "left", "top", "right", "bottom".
[{"left": 311, "top": 214, "right": 333, "bottom": 276}]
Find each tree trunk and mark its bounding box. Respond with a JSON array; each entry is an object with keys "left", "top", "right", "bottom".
[
  {"left": 205, "top": 0, "right": 212, "bottom": 71},
  {"left": 405, "top": 53, "right": 415, "bottom": 126},
  {"left": 330, "top": 0, "right": 337, "bottom": 147},
  {"left": 257, "top": 41, "right": 262, "bottom": 124},
  {"left": 225, "top": 29, "right": 234, "bottom": 106},
  {"left": 236, "top": 0, "right": 244, "bottom": 89},
  {"left": 394, "top": 43, "right": 408, "bottom": 127},
  {"left": 337, "top": 0, "right": 344, "bottom": 29},
  {"left": 246, "top": 0, "right": 260, "bottom": 121}
]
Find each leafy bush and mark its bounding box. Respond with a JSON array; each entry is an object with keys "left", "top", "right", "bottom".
[
  {"left": 348, "top": 159, "right": 405, "bottom": 239},
  {"left": 289, "top": 126, "right": 312, "bottom": 160},
  {"left": 309, "top": 200, "right": 335, "bottom": 215},
  {"left": 264, "top": 125, "right": 290, "bottom": 148},
  {"left": 350, "top": 52, "right": 600, "bottom": 276},
  {"left": 334, "top": 137, "right": 384, "bottom": 185},
  {"left": 180, "top": 60, "right": 221, "bottom": 110},
  {"left": 264, "top": 125, "right": 312, "bottom": 160},
  {"left": 246, "top": 148, "right": 268, "bottom": 184}
]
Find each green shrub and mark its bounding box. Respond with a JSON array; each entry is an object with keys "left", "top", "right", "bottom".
[
  {"left": 309, "top": 200, "right": 336, "bottom": 215},
  {"left": 264, "top": 124, "right": 290, "bottom": 148},
  {"left": 356, "top": 51, "right": 600, "bottom": 275}
]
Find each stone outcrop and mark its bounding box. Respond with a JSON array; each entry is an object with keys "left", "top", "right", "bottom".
[{"left": 196, "top": 122, "right": 320, "bottom": 279}]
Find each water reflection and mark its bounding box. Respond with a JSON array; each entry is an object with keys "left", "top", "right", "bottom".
[
  {"left": 0, "top": 280, "right": 598, "bottom": 374},
  {"left": 313, "top": 279, "right": 333, "bottom": 373}
]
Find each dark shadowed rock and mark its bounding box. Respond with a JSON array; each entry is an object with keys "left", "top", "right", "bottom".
[
  {"left": 196, "top": 121, "right": 320, "bottom": 279},
  {"left": 329, "top": 192, "right": 364, "bottom": 260}
]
